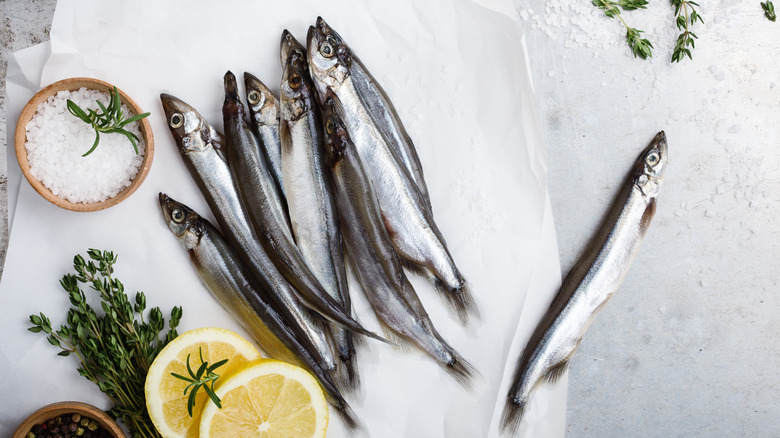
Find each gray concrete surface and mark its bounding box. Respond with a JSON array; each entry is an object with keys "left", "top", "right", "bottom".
[{"left": 1, "top": 0, "right": 778, "bottom": 436}]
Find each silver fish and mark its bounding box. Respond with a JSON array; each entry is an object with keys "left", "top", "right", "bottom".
[
  {"left": 279, "top": 31, "right": 360, "bottom": 391},
  {"left": 500, "top": 132, "right": 669, "bottom": 434},
  {"left": 307, "top": 23, "right": 477, "bottom": 324},
  {"left": 222, "top": 71, "right": 382, "bottom": 344},
  {"left": 314, "top": 16, "right": 432, "bottom": 212},
  {"left": 244, "top": 71, "right": 286, "bottom": 203},
  {"left": 160, "top": 93, "right": 336, "bottom": 372},
  {"left": 322, "top": 92, "right": 475, "bottom": 388},
  {"left": 158, "top": 193, "right": 362, "bottom": 430}
]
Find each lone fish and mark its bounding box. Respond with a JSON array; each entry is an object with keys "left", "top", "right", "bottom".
[{"left": 501, "top": 132, "right": 668, "bottom": 434}]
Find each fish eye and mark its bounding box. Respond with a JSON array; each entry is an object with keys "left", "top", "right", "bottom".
[
  {"left": 646, "top": 151, "right": 660, "bottom": 166},
  {"left": 248, "top": 90, "right": 261, "bottom": 105},
  {"left": 172, "top": 208, "right": 185, "bottom": 223},
  {"left": 289, "top": 73, "right": 303, "bottom": 89},
  {"left": 169, "top": 113, "right": 184, "bottom": 129},
  {"left": 320, "top": 42, "right": 334, "bottom": 58},
  {"left": 326, "top": 120, "right": 335, "bottom": 135}
]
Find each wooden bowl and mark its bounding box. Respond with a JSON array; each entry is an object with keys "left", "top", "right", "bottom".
[
  {"left": 14, "top": 77, "right": 154, "bottom": 212},
  {"left": 12, "top": 401, "right": 125, "bottom": 438}
]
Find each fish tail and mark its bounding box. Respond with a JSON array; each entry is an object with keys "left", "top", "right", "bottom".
[
  {"left": 332, "top": 330, "right": 361, "bottom": 393},
  {"left": 333, "top": 354, "right": 361, "bottom": 394},
  {"left": 333, "top": 399, "right": 364, "bottom": 433},
  {"left": 431, "top": 277, "right": 479, "bottom": 326},
  {"left": 500, "top": 397, "right": 527, "bottom": 436},
  {"left": 444, "top": 351, "right": 478, "bottom": 390}
]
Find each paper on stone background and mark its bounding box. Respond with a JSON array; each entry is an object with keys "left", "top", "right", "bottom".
[{"left": 0, "top": 0, "right": 565, "bottom": 436}]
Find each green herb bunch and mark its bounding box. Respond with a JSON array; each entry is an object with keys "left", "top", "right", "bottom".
[
  {"left": 671, "top": 0, "right": 704, "bottom": 62},
  {"left": 592, "top": 0, "right": 654, "bottom": 59},
  {"left": 67, "top": 86, "right": 150, "bottom": 157},
  {"left": 29, "top": 249, "right": 183, "bottom": 438},
  {"left": 762, "top": 1, "right": 777, "bottom": 21}
]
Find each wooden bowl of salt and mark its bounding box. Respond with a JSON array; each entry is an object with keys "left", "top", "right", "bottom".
[{"left": 15, "top": 77, "right": 154, "bottom": 212}]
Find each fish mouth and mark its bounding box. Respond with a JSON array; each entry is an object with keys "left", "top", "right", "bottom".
[
  {"left": 281, "top": 29, "right": 306, "bottom": 65},
  {"left": 223, "top": 71, "right": 240, "bottom": 102},
  {"left": 159, "top": 192, "right": 174, "bottom": 224},
  {"left": 160, "top": 93, "right": 192, "bottom": 118},
  {"left": 653, "top": 131, "right": 668, "bottom": 162}
]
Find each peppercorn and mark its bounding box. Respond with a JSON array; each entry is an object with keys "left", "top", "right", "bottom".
[
  {"left": 71, "top": 414, "right": 81, "bottom": 423},
  {"left": 68, "top": 422, "right": 78, "bottom": 433},
  {"left": 25, "top": 432, "right": 35, "bottom": 438},
  {"left": 54, "top": 434, "right": 63, "bottom": 438},
  {"left": 33, "top": 424, "right": 44, "bottom": 434},
  {"left": 75, "top": 427, "right": 84, "bottom": 437}
]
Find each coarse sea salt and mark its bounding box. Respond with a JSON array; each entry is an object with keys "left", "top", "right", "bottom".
[{"left": 24, "top": 87, "right": 146, "bottom": 204}]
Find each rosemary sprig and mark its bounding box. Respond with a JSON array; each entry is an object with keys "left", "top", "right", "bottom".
[
  {"left": 66, "top": 86, "right": 150, "bottom": 157},
  {"left": 170, "top": 348, "right": 229, "bottom": 417},
  {"left": 671, "top": 0, "right": 703, "bottom": 62},
  {"left": 29, "top": 249, "right": 183, "bottom": 437},
  {"left": 592, "top": 0, "right": 654, "bottom": 59},
  {"left": 762, "top": 1, "right": 777, "bottom": 21}
]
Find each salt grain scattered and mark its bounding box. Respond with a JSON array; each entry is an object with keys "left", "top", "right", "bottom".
[{"left": 24, "top": 88, "right": 145, "bottom": 204}]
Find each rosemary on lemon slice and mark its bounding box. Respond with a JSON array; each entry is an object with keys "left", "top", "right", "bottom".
[
  {"left": 66, "top": 86, "right": 150, "bottom": 157},
  {"left": 170, "top": 348, "right": 229, "bottom": 417}
]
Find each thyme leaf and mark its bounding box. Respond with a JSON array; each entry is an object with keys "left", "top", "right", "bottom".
[
  {"left": 29, "top": 249, "right": 183, "bottom": 437},
  {"left": 592, "top": 0, "right": 654, "bottom": 60},
  {"left": 671, "top": 0, "right": 704, "bottom": 62}
]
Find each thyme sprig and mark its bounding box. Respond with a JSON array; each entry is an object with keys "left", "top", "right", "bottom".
[
  {"left": 66, "top": 86, "right": 150, "bottom": 157},
  {"left": 671, "top": 0, "right": 704, "bottom": 62},
  {"left": 29, "top": 249, "right": 183, "bottom": 437},
  {"left": 762, "top": 1, "right": 777, "bottom": 21},
  {"left": 170, "top": 348, "right": 229, "bottom": 417},
  {"left": 592, "top": 0, "right": 654, "bottom": 59}
]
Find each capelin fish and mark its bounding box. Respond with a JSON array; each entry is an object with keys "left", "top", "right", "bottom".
[
  {"left": 500, "top": 132, "right": 669, "bottom": 435},
  {"left": 279, "top": 30, "right": 360, "bottom": 391},
  {"left": 307, "top": 23, "right": 477, "bottom": 325},
  {"left": 322, "top": 93, "right": 476, "bottom": 388},
  {"left": 158, "top": 193, "right": 363, "bottom": 431},
  {"left": 159, "top": 193, "right": 302, "bottom": 367},
  {"left": 314, "top": 16, "right": 433, "bottom": 213},
  {"left": 160, "top": 93, "right": 336, "bottom": 372},
  {"left": 222, "top": 71, "right": 384, "bottom": 345},
  {"left": 244, "top": 71, "right": 286, "bottom": 204}
]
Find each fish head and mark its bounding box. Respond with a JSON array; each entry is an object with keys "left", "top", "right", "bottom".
[
  {"left": 280, "top": 50, "right": 314, "bottom": 122},
  {"left": 222, "top": 70, "right": 246, "bottom": 120},
  {"left": 280, "top": 29, "right": 307, "bottom": 67},
  {"left": 307, "top": 17, "right": 351, "bottom": 97},
  {"left": 160, "top": 93, "right": 222, "bottom": 155},
  {"left": 158, "top": 193, "right": 204, "bottom": 250},
  {"left": 321, "top": 90, "right": 350, "bottom": 167},
  {"left": 244, "top": 72, "right": 278, "bottom": 127},
  {"left": 633, "top": 131, "right": 668, "bottom": 199}
]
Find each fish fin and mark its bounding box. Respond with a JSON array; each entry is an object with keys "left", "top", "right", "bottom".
[
  {"left": 500, "top": 397, "right": 527, "bottom": 436},
  {"left": 332, "top": 330, "right": 361, "bottom": 393},
  {"left": 377, "top": 321, "right": 411, "bottom": 353},
  {"left": 332, "top": 399, "right": 365, "bottom": 433},
  {"left": 402, "top": 258, "right": 479, "bottom": 326},
  {"left": 332, "top": 354, "right": 361, "bottom": 394},
  {"left": 444, "top": 353, "right": 479, "bottom": 391},
  {"left": 543, "top": 360, "right": 569, "bottom": 384},
  {"left": 431, "top": 277, "right": 479, "bottom": 326}
]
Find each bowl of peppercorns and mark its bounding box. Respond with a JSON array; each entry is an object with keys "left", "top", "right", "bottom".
[{"left": 12, "top": 401, "right": 124, "bottom": 438}]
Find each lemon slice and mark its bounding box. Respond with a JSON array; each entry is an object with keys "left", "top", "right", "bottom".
[
  {"left": 200, "top": 359, "right": 329, "bottom": 438},
  {"left": 145, "top": 327, "right": 262, "bottom": 438}
]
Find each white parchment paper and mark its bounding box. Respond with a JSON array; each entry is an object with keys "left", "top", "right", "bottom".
[{"left": 1, "top": 0, "right": 566, "bottom": 436}]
